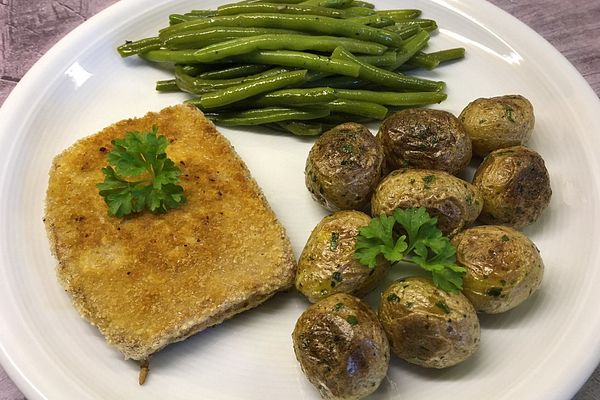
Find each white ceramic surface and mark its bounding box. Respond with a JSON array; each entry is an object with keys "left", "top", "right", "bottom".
[{"left": 1, "top": 0, "right": 600, "bottom": 399}]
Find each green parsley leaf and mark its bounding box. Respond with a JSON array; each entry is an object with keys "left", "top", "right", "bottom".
[
  {"left": 355, "top": 214, "right": 407, "bottom": 267},
  {"left": 354, "top": 207, "right": 465, "bottom": 293},
  {"left": 96, "top": 126, "right": 186, "bottom": 217}
]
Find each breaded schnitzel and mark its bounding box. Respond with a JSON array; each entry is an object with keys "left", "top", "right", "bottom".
[{"left": 44, "top": 105, "right": 296, "bottom": 372}]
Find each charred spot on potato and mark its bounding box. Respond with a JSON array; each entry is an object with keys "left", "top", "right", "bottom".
[{"left": 486, "top": 287, "right": 503, "bottom": 297}]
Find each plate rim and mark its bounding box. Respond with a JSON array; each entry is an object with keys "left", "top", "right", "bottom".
[{"left": 1, "top": 0, "right": 600, "bottom": 399}]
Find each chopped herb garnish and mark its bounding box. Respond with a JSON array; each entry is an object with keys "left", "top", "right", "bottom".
[
  {"left": 465, "top": 194, "right": 473, "bottom": 205},
  {"left": 387, "top": 293, "right": 400, "bottom": 303},
  {"left": 330, "top": 232, "right": 340, "bottom": 251},
  {"left": 422, "top": 175, "right": 435, "bottom": 188},
  {"left": 334, "top": 303, "right": 344, "bottom": 311},
  {"left": 435, "top": 300, "right": 451, "bottom": 314},
  {"left": 501, "top": 234, "right": 510, "bottom": 242},
  {"left": 354, "top": 207, "right": 466, "bottom": 293},
  {"left": 340, "top": 143, "right": 354, "bottom": 154},
  {"left": 504, "top": 105, "right": 515, "bottom": 122},
  {"left": 96, "top": 126, "right": 186, "bottom": 217},
  {"left": 332, "top": 271, "right": 342, "bottom": 282},
  {"left": 346, "top": 315, "right": 358, "bottom": 326}
]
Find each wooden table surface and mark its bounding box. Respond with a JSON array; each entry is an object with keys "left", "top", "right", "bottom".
[{"left": 1, "top": 0, "right": 599, "bottom": 399}]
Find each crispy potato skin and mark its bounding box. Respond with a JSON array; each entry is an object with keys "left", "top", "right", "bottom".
[
  {"left": 371, "top": 169, "right": 483, "bottom": 237},
  {"left": 459, "top": 95, "right": 534, "bottom": 157},
  {"left": 377, "top": 109, "right": 472, "bottom": 175},
  {"left": 296, "top": 211, "right": 389, "bottom": 303},
  {"left": 292, "top": 294, "right": 390, "bottom": 400},
  {"left": 305, "top": 123, "right": 385, "bottom": 211},
  {"left": 472, "top": 145, "right": 551, "bottom": 229},
  {"left": 451, "top": 225, "right": 544, "bottom": 313},
  {"left": 378, "top": 277, "right": 480, "bottom": 368}
]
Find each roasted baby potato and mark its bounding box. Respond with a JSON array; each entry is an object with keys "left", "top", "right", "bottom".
[
  {"left": 459, "top": 94, "right": 535, "bottom": 157},
  {"left": 378, "top": 277, "right": 480, "bottom": 368},
  {"left": 452, "top": 225, "right": 544, "bottom": 313},
  {"left": 293, "top": 293, "right": 390, "bottom": 400},
  {"left": 377, "top": 108, "right": 472, "bottom": 175},
  {"left": 371, "top": 169, "right": 483, "bottom": 236},
  {"left": 296, "top": 211, "right": 389, "bottom": 303},
  {"left": 305, "top": 123, "right": 385, "bottom": 211},
  {"left": 472, "top": 145, "right": 551, "bottom": 229}
]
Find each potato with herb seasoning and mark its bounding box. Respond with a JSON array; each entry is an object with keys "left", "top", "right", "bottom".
[
  {"left": 459, "top": 94, "right": 535, "bottom": 157},
  {"left": 305, "top": 123, "right": 385, "bottom": 211},
  {"left": 377, "top": 108, "right": 472, "bottom": 175},
  {"left": 292, "top": 293, "right": 390, "bottom": 400},
  {"left": 371, "top": 169, "right": 483, "bottom": 237},
  {"left": 472, "top": 145, "right": 551, "bottom": 229},
  {"left": 451, "top": 225, "right": 544, "bottom": 314},
  {"left": 378, "top": 277, "right": 480, "bottom": 368},
  {"left": 296, "top": 211, "right": 389, "bottom": 303}
]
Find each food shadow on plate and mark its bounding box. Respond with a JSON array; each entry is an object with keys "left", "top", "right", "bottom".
[
  {"left": 370, "top": 343, "right": 484, "bottom": 399},
  {"left": 477, "top": 286, "right": 547, "bottom": 330},
  {"left": 148, "top": 289, "right": 304, "bottom": 375}
]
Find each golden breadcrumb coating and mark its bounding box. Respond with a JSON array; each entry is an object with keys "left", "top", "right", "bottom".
[{"left": 44, "top": 104, "right": 296, "bottom": 360}]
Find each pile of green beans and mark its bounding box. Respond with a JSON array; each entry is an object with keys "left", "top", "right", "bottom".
[{"left": 118, "top": 0, "right": 465, "bottom": 135}]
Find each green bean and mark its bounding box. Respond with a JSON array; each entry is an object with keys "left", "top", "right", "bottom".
[
  {"left": 386, "top": 24, "right": 420, "bottom": 40},
  {"left": 198, "top": 64, "right": 270, "bottom": 79},
  {"left": 204, "top": 107, "right": 330, "bottom": 126},
  {"left": 117, "top": 37, "right": 161, "bottom": 57},
  {"left": 188, "top": 10, "right": 218, "bottom": 16},
  {"left": 356, "top": 50, "right": 397, "bottom": 67},
  {"left": 234, "top": 50, "right": 361, "bottom": 77},
  {"left": 159, "top": 14, "right": 404, "bottom": 48},
  {"left": 376, "top": 9, "right": 421, "bottom": 21},
  {"left": 343, "top": 7, "right": 375, "bottom": 17},
  {"left": 273, "top": 121, "right": 324, "bottom": 136},
  {"left": 164, "top": 27, "right": 302, "bottom": 50},
  {"left": 252, "top": 87, "right": 337, "bottom": 105},
  {"left": 139, "top": 49, "right": 205, "bottom": 64},
  {"left": 405, "top": 52, "right": 440, "bottom": 70},
  {"left": 180, "top": 64, "right": 206, "bottom": 76},
  {"left": 400, "top": 48, "right": 466, "bottom": 71},
  {"left": 190, "top": 34, "right": 386, "bottom": 63},
  {"left": 347, "top": 15, "right": 395, "bottom": 27},
  {"left": 334, "top": 89, "right": 447, "bottom": 105},
  {"left": 427, "top": 48, "right": 466, "bottom": 63},
  {"left": 332, "top": 46, "right": 443, "bottom": 92},
  {"left": 199, "top": 69, "right": 307, "bottom": 109},
  {"left": 301, "top": 0, "right": 353, "bottom": 8},
  {"left": 169, "top": 14, "right": 201, "bottom": 25},
  {"left": 242, "top": 0, "right": 306, "bottom": 4},
  {"left": 175, "top": 66, "right": 289, "bottom": 95},
  {"left": 348, "top": 1, "right": 375, "bottom": 9},
  {"left": 217, "top": 2, "right": 347, "bottom": 18},
  {"left": 325, "top": 99, "right": 387, "bottom": 119},
  {"left": 302, "top": 76, "right": 370, "bottom": 89},
  {"left": 187, "top": 87, "right": 337, "bottom": 108},
  {"left": 392, "top": 19, "right": 438, "bottom": 32},
  {"left": 155, "top": 79, "right": 179, "bottom": 92},
  {"left": 388, "top": 29, "right": 430, "bottom": 70}
]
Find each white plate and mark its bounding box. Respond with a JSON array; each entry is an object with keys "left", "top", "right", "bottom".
[{"left": 1, "top": 0, "right": 600, "bottom": 399}]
